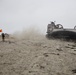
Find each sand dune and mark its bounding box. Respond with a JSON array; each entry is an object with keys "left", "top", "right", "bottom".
[{"left": 0, "top": 29, "right": 76, "bottom": 75}]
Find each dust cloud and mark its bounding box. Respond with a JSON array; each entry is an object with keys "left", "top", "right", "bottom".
[{"left": 13, "top": 27, "right": 45, "bottom": 40}]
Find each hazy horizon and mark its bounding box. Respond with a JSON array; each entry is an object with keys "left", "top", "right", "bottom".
[{"left": 0, "top": 0, "right": 76, "bottom": 34}]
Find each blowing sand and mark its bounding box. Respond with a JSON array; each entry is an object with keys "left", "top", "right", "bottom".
[{"left": 0, "top": 29, "right": 76, "bottom": 75}]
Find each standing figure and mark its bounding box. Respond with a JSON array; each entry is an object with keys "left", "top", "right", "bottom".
[{"left": 1, "top": 33, "right": 5, "bottom": 42}]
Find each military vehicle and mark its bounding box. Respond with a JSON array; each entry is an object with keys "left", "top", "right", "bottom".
[{"left": 46, "top": 21, "right": 76, "bottom": 40}]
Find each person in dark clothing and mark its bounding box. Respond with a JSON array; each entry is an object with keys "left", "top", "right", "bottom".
[{"left": 1, "top": 33, "right": 5, "bottom": 42}]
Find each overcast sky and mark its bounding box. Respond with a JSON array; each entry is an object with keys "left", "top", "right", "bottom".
[{"left": 0, "top": 0, "right": 76, "bottom": 34}]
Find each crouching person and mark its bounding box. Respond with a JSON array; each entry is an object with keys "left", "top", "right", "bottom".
[{"left": 1, "top": 33, "right": 5, "bottom": 42}]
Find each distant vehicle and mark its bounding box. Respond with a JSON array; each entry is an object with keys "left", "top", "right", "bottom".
[{"left": 46, "top": 21, "right": 76, "bottom": 40}]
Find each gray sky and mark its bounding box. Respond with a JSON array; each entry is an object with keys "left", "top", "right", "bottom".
[{"left": 0, "top": 0, "right": 76, "bottom": 34}]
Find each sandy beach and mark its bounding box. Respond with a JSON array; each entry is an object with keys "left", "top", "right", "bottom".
[{"left": 0, "top": 30, "right": 76, "bottom": 75}]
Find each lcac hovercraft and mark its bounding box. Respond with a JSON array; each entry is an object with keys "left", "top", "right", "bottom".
[{"left": 46, "top": 21, "right": 76, "bottom": 40}]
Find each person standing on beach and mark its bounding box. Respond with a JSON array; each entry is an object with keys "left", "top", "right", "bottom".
[{"left": 1, "top": 33, "right": 5, "bottom": 42}]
